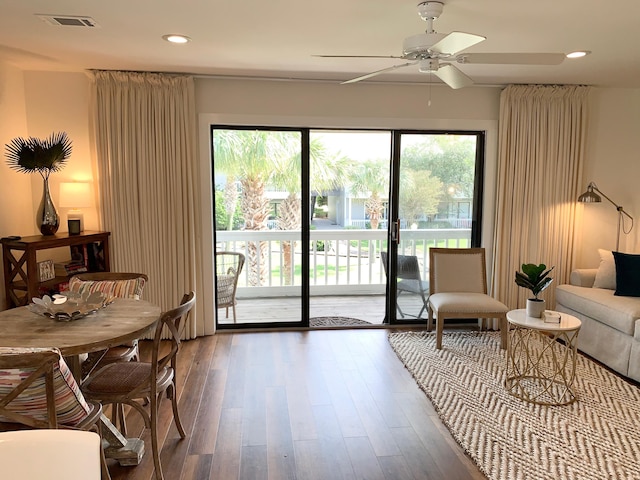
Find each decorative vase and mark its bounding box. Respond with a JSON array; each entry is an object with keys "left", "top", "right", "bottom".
[
  {"left": 526, "top": 298, "right": 546, "bottom": 318},
  {"left": 37, "top": 177, "right": 59, "bottom": 235}
]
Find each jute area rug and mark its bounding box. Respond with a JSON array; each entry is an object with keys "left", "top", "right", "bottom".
[
  {"left": 388, "top": 330, "right": 640, "bottom": 480},
  {"left": 309, "top": 316, "right": 371, "bottom": 327}
]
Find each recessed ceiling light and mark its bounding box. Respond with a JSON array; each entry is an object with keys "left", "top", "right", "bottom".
[
  {"left": 566, "top": 51, "right": 591, "bottom": 59},
  {"left": 162, "top": 34, "right": 191, "bottom": 44}
]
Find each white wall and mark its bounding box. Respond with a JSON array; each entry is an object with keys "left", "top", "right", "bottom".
[{"left": 579, "top": 87, "right": 640, "bottom": 266}]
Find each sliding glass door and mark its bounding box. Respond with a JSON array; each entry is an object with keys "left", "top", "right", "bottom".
[{"left": 211, "top": 125, "right": 484, "bottom": 329}]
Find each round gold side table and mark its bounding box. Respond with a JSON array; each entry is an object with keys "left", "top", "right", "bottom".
[{"left": 505, "top": 309, "right": 582, "bottom": 406}]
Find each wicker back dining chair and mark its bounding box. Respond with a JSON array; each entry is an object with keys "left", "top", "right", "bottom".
[
  {"left": 68, "top": 272, "right": 149, "bottom": 374},
  {"left": 215, "top": 252, "right": 245, "bottom": 322},
  {"left": 428, "top": 248, "right": 508, "bottom": 350},
  {"left": 81, "top": 291, "right": 196, "bottom": 480},
  {"left": 0, "top": 347, "right": 110, "bottom": 479}
]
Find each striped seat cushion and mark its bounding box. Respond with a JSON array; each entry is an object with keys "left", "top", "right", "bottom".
[
  {"left": 68, "top": 276, "right": 145, "bottom": 300},
  {"left": 0, "top": 347, "right": 92, "bottom": 427}
]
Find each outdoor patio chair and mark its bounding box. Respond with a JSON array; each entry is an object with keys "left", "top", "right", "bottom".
[
  {"left": 216, "top": 252, "right": 245, "bottom": 322},
  {"left": 381, "top": 252, "right": 430, "bottom": 319},
  {"left": 428, "top": 248, "right": 508, "bottom": 350}
]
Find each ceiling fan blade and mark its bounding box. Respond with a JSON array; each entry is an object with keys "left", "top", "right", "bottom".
[
  {"left": 433, "top": 63, "right": 474, "bottom": 89},
  {"left": 341, "top": 62, "right": 417, "bottom": 84},
  {"left": 314, "top": 55, "right": 405, "bottom": 59},
  {"left": 429, "top": 32, "right": 486, "bottom": 56},
  {"left": 456, "top": 53, "right": 566, "bottom": 65}
]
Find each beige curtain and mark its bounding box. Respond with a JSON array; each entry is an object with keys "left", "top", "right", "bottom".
[
  {"left": 88, "top": 71, "right": 203, "bottom": 338},
  {"left": 492, "top": 85, "right": 591, "bottom": 311}
]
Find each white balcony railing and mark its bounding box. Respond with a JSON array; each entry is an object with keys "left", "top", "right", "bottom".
[{"left": 216, "top": 228, "right": 470, "bottom": 298}]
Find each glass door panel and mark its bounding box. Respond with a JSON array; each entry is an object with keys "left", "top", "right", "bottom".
[
  {"left": 212, "top": 127, "right": 304, "bottom": 328},
  {"left": 308, "top": 130, "right": 391, "bottom": 326},
  {"left": 392, "top": 132, "right": 481, "bottom": 322}
]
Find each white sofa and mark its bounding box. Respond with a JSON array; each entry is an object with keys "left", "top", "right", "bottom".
[{"left": 556, "top": 268, "right": 640, "bottom": 382}]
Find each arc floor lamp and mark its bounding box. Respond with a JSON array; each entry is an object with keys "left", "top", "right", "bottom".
[{"left": 578, "top": 182, "right": 634, "bottom": 252}]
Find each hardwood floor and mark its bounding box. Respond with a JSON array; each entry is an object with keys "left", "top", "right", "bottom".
[{"left": 108, "top": 328, "right": 485, "bottom": 480}]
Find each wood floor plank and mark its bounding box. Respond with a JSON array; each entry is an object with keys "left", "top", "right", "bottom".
[
  {"left": 343, "top": 436, "right": 386, "bottom": 480},
  {"left": 180, "top": 454, "right": 213, "bottom": 480},
  {"left": 209, "top": 407, "right": 243, "bottom": 480},
  {"left": 239, "top": 445, "right": 268, "bottom": 480},
  {"left": 265, "top": 386, "right": 297, "bottom": 480},
  {"left": 310, "top": 404, "right": 357, "bottom": 480}
]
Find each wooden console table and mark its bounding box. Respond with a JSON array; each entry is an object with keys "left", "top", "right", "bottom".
[{"left": 1, "top": 231, "right": 111, "bottom": 309}]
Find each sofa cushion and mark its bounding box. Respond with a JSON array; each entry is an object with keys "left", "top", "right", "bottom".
[
  {"left": 555, "top": 284, "right": 640, "bottom": 336},
  {"left": 593, "top": 249, "right": 616, "bottom": 290},
  {"left": 613, "top": 252, "right": 640, "bottom": 297}
]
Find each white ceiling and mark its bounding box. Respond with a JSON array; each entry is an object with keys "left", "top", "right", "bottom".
[{"left": 1, "top": 0, "right": 640, "bottom": 88}]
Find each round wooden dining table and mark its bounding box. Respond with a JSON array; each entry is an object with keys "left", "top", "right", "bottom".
[
  {"left": 0, "top": 298, "right": 161, "bottom": 466},
  {"left": 0, "top": 298, "right": 161, "bottom": 357}
]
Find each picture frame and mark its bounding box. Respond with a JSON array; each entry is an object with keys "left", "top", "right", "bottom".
[{"left": 38, "top": 259, "right": 56, "bottom": 282}]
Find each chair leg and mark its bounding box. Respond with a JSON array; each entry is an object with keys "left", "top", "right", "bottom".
[
  {"left": 168, "top": 382, "right": 186, "bottom": 438},
  {"left": 500, "top": 316, "right": 508, "bottom": 349},
  {"left": 90, "top": 422, "right": 112, "bottom": 480},
  {"left": 232, "top": 304, "right": 237, "bottom": 323},
  {"left": 118, "top": 403, "right": 127, "bottom": 435},
  {"left": 150, "top": 394, "right": 164, "bottom": 480},
  {"left": 427, "top": 305, "right": 433, "bottom": 332},
  {"left": 436, "top": 315, "right": 444, "bottom": 350},
  {"left": 396, "top": 291, "right": 405, "bottom": 318}
]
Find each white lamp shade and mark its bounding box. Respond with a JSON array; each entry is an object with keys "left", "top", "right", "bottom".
[{"left": 59, "top": 182, "right": 93, "bottom": 208}]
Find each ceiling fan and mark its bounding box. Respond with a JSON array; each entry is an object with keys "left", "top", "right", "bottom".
[{"left": 316, "top": 1, "right": 566, "bottom": 89}]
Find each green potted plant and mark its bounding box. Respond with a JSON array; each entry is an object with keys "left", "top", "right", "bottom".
[
  {"left": 5, "top": 132, "right": 72, "bottom": 235},
  {"left": 515, "top": 263, "right": 554, "bottom": 318}
]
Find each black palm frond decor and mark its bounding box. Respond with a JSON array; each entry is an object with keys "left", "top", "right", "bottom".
[{"left": 5, "top": 132, "right": 73, "bottom": 178}]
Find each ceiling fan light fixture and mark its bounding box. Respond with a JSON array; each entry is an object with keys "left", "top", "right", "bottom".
[
  {"left": 162, "top": 34, "right": 191, "bottom": 44},
  {"left": 419, "top": 59, "right": 439, "bottom": 72},
  {"left": 566, "top": 50, "right": 590, "bottom": 59}
]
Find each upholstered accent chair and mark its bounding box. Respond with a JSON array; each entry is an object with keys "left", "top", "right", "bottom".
[
  {"left": 82, "top": 292, "right": 196, "bottom": 480},
  {"left": 68, "top": 272, "right": 148, "bottom": 374},
  {"left": 0, "top": 347, "right": 110, "bottom": 479},
  {"left": 428, "top": 248, "right": 509, "bottom": 350}
]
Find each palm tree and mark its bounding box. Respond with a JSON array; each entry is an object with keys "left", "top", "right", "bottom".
[
  {"left": 214, "top": 129, "right": 299, "bottom": 286},
  {"left": 349, "top": 159, "right": 389, "bottom": 230},
  {"left": 271, "top": 139, "right": 351, "bottom": 285}
]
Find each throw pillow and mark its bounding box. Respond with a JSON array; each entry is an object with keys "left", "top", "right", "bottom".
[
  {"left": 68, "top": 276, "right": 145, "bottom": 300},
  {"left": 0, "top": 347, "right": 92, "bottom": 427},
  {"left": 613, "top": 252, "right": 640, "bottom": 297},
  {"left": 593, "top": 249, "right": 616, "bottom": 290}
]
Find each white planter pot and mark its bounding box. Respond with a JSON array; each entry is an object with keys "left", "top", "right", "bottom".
[{"left": 526, "top": 298, "right": 546, "bottom": 318}]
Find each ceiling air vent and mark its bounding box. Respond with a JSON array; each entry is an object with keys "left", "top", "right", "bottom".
[{"left": 36, "top": 15, "right": 100, "bottom": 28}]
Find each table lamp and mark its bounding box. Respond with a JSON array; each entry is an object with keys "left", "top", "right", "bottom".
[
  {"left": 59, "top": 182, "right": 93, "bottom": 234},
  {"left": 578, "top": 181, "right": 634, "bottom": 251}
]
